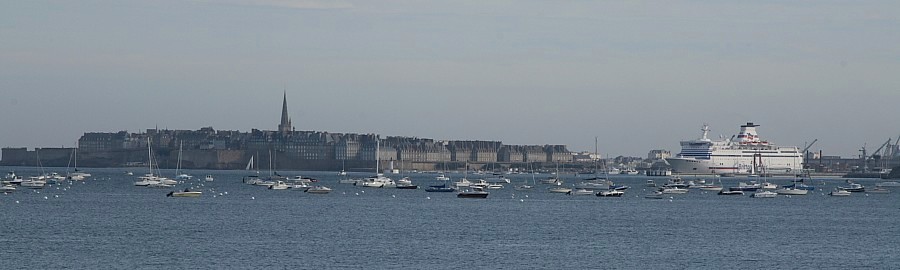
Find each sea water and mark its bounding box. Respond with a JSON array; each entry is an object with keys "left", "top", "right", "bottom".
[{"left": 1, "top": 167, "right": 898, "bottom": 269}]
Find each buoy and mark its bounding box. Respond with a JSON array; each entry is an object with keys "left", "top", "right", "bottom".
[
  {"left": 355, "top": 193, "right": 359, "bottom": 196},
  {"left": 520, "top": 199, "right": 524, "bottom": 202},
  {"left": 251, "top": 196, "right": 255, "bottom": 200},
  {"left": 219, "top": 193, "right": 223, "bottom": 196},
  {"left": 426, "top": 197, "right": 431, "bottom": 200},
  {"left": 16, "top": 201, "right": 20, "bottom": 203},
  {"left": 391, "top": 195, "right": 396, "bottom": 198},
  {"left": 224, "top": 192, "right": 228, "bottom": 195},
  {"left": 44, "top": 196, "right": 48, "bottom": 199},
  {"left": 54, "top": 195, "right": 59, "bottom": 198}
]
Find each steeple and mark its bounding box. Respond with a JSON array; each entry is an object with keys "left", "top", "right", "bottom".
[{"left": 278, "top": 91, "right": 292, "bottom": 134}]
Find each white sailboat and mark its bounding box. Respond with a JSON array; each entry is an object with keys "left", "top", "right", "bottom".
[
  {"left": 67, "top": 143, "right": 91, "bottom": 180},
  {"left": 134, "top": 138, "right": 165, "bottom": 187},
  {"left": 174, "top": 142, "right": 192, "bottom": 180},
  {"left": 356, "top": 136, "right": 395, "bottom": 188}
]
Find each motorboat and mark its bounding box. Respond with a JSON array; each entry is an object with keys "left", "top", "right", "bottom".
[
  {"left": 761, "top": 182, "right": 778, "bottom": 190},
  {"left": 457, "top": 187, "right": 489, "bottom": 198},
  {"left": 782, "top": 183, "right": 815, "bottom": 191},
  {"left": 514, "top": 184, "right": 534, "bottom": 190},
  {"left": 436, "top": 174, "right": 450, "bottom": 181},
  {"left": 175, "top": 174, "right": 193, "bottom": 180},
  {"left": 839, "top": 183, "right": 865, "bottom": 192},
  {"left": 167, "top": 189, "right": 202, "bottom": 197},
  {"left": 718, "top": 190, "right": 744, "bottom": 195},
  {"left": 305, "top": 186, "right": 332, "bottom": 194},
  {"left": 548, "top": 187, "right": 573, "bottom": 193},
  {"left": 646, "top": 180, "right": 657, "bottom": 187},
  {"left": 698, "top": 185, "right": 724, "bottom": 192},
  {"left": 660, "top": 187, "right": 689, "bottom": 194},
  {"left": 866, "top": 187, "right": 891, "bottom": 194},
  {"left": 729, "top": 182, "right": 761, "bottom": 192},
  {"left": 540, "top": 177, "right": 562, "bottom": 185},
  {"left": 775, "top": 187, "right": 808, "bottom": 195},
  {"left": 486, "top": 176, "right": 511, "bottom": 184},
  {"left": 269, "top": 181, "right": 290, "bottom": 190},
  {"left": 147, "top": 182, "right": 174, "bottom": 188},
  {"left": 1, "top": 184, "right": 15, "bottom": 193},
  {"left": 425, "top": 184, "right": 456, "bottom": 192},
  {"left": 875, "top": 181, "right": 900, "bottom": 187},
  {"left": 486, "top": 184, "right": 504, "bottom": 190},
  {"left": 453, "top": 178, "right": 472, "bottom": 187},
  {"left": 289, "top": 183, "right": 310, "bottom": 190},
  {"left": 644, "top": 191, "right": 664, "bottom": 199},
  {"left": 204, "top": 175, "right": 214, "bottom": 182},
  {"left": 355, "top": 174, "right": 396, "bottom": 188},
  {"left": 134, "top": 175, "right": 161, "bottom": 186},
  {"left": 21, "top": 179, "right": 47, "bottom": 189},
  {"left": 829, "top": 189, "right": 851, "bottom": 196},
  {"left": 597, "top": 190, "right": 625, "bottom": 197},
  {"left": 751, "top": 190, "right": 777, "bottom": 198},
  {"left": 574, "top": 181, "right": 609, "bottom": 190},
  {"left": 567, "top": 188, "right": 594, "bottom": 196}
]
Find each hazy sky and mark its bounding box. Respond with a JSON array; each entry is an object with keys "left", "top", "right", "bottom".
[{"left": 2, "top": 0, "right": 899, "bottom": 157}]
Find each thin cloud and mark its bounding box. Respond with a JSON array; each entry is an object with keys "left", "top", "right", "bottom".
[{"left": 192, "top": 0, "right": 354, "bottom": 10}]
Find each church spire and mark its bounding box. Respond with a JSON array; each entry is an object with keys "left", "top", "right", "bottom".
[{"left": 278, "top": 91, "right": 292, "bottom": 134}]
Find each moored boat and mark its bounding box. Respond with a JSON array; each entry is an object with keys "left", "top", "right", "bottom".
[
  {"left": 718, "top": 190, "right": 744, "bottom": 195},
  {"left": 829, "top": 189, "right": 851, "bottom": 196},
  {"left": 167, "top": 189, "right": 202, "bottom": 197},
  {"left": 597, "top": 190, "right": 624, "bottom": 197},
  {"left": 567, "top": 188, "right": 594, "bottom": 196},
  {"left": 751, "top": 190, "right": 777, "bottom": 198},
  {"left": 457, "top": 187, "right": 489, "bottom": 198},
  {"left": 305, "top": 186, "right": 332, "bottom": 194}
]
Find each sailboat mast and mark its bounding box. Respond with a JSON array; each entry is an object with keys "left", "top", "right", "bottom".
[
  {"left": 147, "top": 137, "right": 153, "bottom": 176},
  {"left": 375, "top": 136, "right": 380, "bottom": 174}
]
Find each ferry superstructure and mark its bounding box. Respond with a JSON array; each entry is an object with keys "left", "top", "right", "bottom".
[{"left": 665, "top": 123, "right": 803, "bottom": 175}]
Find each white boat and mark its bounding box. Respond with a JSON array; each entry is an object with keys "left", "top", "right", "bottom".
[
  {"left": 644, "top": 191, "right": 664, "bottom": 199},
  {"left": 21, "top": 179, "right": 46, "bottom": 189},
  {"left": 866, "top": 187, "right": 891, "bottom": 194},
  {"left": 66, "top": 146, "right": 91, "bottom": 180},
  {"left": 173, "top": 142, "right": 193, "bottom": 180},
  {"left": 829, "top": 189, "right": 851, "bottom": 196},
  {"left": 486, "top": 184, "right": 504, "bottom": 190},
  {"left": 751, "top": 190, "right": 777, "bottom": 198},
  {"left": 761, "top": 182, "right": 778, "bottom": 190},
  {"left": 436, "top": 174, "right": 450, "bottom": 181},
  {"left": 646, "top": 180, "right": 657, "bottom": 187},
  {"left": 134, "top": 175, "right": 161, "bottom": 186},
  {"left": 339, "top": 178, "right": 362, "bottom": 185},
  {"left": 597, "top": 189, "right": 625, "bottom": 197},
  {"left": 269, "top": 181, "right": 290, "bottom": 190},
  {"left": 839, "top": 183, "right": 865, "bottom": 192},
  {"left": 357, "top": 137, "right": 394, "bottom": 188},
  {"left": 1, "top": 184, "right": 16, "bottom": 193},
  {"left": 776, "top": 187, "right": 808, "bottom": 195},
  {"left": 147, "top": 182, "right": 174, "bottom": 188},
  {"left": 661, "top": 187, "right": 689, "bottom": 194},
  {"left": 567, "top": 188, "right": 594, "bottom": 196},
  {"left": 204, "top": 175, "right": 214, "bottom": 182},
  {"left": 305, "top": 186, "right": 332, "bottom": 194},
  {"left": 548, "top": 187, "right": 573, "bottom": 193},
  {"left": 167, "top": 189, "right": 202, "bottom": 197},
  {"left": 454, "top": 178, "right": 472, "bottom": 187},
  {"left": 457, "top": 187, "right": 489, "bottom": 198},
  {"left": 875, "top": 181, "right": 900, "bottom": 187},
  {"left": 666, "top": 123, "right": 803, "bottom": 175}
]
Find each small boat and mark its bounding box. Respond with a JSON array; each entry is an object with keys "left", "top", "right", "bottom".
[
  {"left": 660, "top": 187, "right": 689, "bottom": 194},
  {"left": 644, "top": 191, "right": 664, "bottom": 199},
  {"left": 21, "top": 179, "right": 46, "bottom": 189},
  {"left": 147, "top": 183, "right": 174, "bottom": 188},
  {"left": 204, "top": 175, "right": 214, "bottom": 182},
  {"left": 167, "top": 189, "right": 202, "bottom": 197},
  {"left": 729, "top": 182, "right": 761, "bottom": 192},
  {"left": 425, "top": 184, "right": 456, "bottom": 192},
  {"left": 338, "top": 178, "right": 362, "bottom": 184},
  {"left": 0, "top": 184, "right": 15, "bottom": 193},
  {"left": 305, "top": 186, "right": 332, "bottom": 194},
  {"left": 457, "top": 187, "right": 489, "bottom": 198},
  {"left": 782, "top": 183, "right": 815, "bottom": 191},
  {"left": 829, "top": 189, "right": 851, "bottom": 196},
  {"left": 567, "top": 188, "right": 594, "bottom": 196},
  {"left": 866, "top": 187, "right": 891, "bottom": 194},
  {"left": 597, "top": 190, "right": 624, "bottom": 197},
  {"left": 125, "top": 171, "right": 134, "bottom": 176},
  {"left": 548, "top": 187, "right": 573, "bottom": 193},
  {"left": 646, "top": 180, "right": 657, "bottom": 187},
  {"left": 839, "top": 183, "right": 865, "bottom": 192},
  {"left": 698, "top": 185, "right": 724, "bottom": 192},
  {"left": 761, "top": 182, "right": 778, "bottom": 190},
  {"left": 453, "top": 178, "right": 472, "bottom": 187},
  {"left": 486, "top": 184, "right": 504, "bottom": 190},
  {"left": 776, "top": 187, "right": 808, "bottom": 195},
  {"left": 751, "top": 190, "right": 777, "bottom": 198},
  {"left": 436, "top": 174, "right": 450, "bottom": 181},
  {"left": 718, "top": 190, "right": 744, "bottom": 195},
  {"left": 875, "top": 181, "right": 900, "bottom": 187},
  {"left": 396, "top": 184, "right": 419, "bottom": 189},
  {"left": 268, "top": 181, "right": 290, "bottom": 190},
  {"left": 514, "top": 184, "right": 534, "bottom": 190}
]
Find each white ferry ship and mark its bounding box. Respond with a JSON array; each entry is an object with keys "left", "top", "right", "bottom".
[{"left": 665, "top": 122, "right": 803, "bottom": 175}]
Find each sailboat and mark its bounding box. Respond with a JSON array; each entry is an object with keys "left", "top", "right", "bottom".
[
  {"left": 515, "top": 164, "right": 536, "bottom": 190},
  {"left": 242, "top": 154, "right": 262, "bottom": 184},
  {"left": 135, "top": 138, "right": 163, "bottom": 186},
  {"left": 174, "top": 142, "right": 193, "bottom": 180},
  {"left": 66, "top": 143, "right": 91, "bottom": 180},
  {"left": 338, "top": 160, "right": 348, "bottom": 176},
  {"left": 356, "top": 136, "right": 395, "bottom": 188}
]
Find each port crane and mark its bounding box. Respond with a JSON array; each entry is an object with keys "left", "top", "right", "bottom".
[{"left": 801, "top": 139, "right": 817, "bottom": 170}]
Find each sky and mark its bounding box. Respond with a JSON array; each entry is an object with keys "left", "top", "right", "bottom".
[{"left": 1, "top": 0, "right": 899, "bottom": 157}]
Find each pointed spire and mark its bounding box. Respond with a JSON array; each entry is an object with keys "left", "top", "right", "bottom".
[{"left": 278, "top": 91, "right": 292, "bottom": 134}]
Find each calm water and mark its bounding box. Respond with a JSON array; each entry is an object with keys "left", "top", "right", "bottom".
[{"left": 2, "top": 166, "right": 899, "bottom": 269}]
